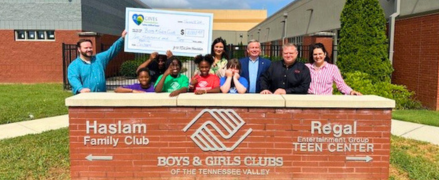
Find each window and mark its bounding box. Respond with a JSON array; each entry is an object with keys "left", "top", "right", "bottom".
[
  {"left": 15, "top": 30, "right": 55, "bottom": 41},
  {"left": 47, "top": 31, "right": 55, "bottom": 40},
  {"left": 27, "top": 31, "right": 36, "bottom": 39},
  {"left": 288, "top": 36, "right": 303, "bottom": 46},
  {"left": 37, "top": 31, "right": 45, "bottom": 39},
  {"left": 16, "top": 31, "right": 25, "bottom": 40}
]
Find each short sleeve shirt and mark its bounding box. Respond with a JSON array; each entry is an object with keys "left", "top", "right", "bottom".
[
  {"left": 220, "top": 77, "right": 249, "bottom": 93},
  {"left": 193, "top": 74, "right": 220, "bottom": 91},
  {"left": 122, "top": 83, "right": 155, "bottom": 92},
  {"left": 154, "top": 74, "right": 189, "bottom": 92}
]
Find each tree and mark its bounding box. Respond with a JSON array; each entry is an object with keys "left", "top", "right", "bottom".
[{"left": 338, "top": 0, "right": 393, "bottom": 83}]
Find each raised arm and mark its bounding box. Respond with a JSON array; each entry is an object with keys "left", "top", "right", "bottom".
[
  {"left": 233, "top": 73, "right": 248, "bottom": 94},
  {"left": 96, "top": 30, "right": 126, "bottom": 67},
  {"left": 220, "top": 69, "right": 233, "bottom": 93},
  {"left": 137, "top": 52, "right": 158, "bottom": 72},
  {"left": 154, "top": 65, "right": 172, "bottom": 93}
]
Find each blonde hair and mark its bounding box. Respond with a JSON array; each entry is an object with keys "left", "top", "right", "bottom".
[{"left": 282, "top": 43, "right": 297, "bottom": 52}]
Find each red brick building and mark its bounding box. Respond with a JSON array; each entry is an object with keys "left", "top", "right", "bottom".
[
  {"left": 0, "top": 0, "right": 148, "bottom": 83},
  {"left": 392, "top": 13, "right": 439, "bottom": 110}
]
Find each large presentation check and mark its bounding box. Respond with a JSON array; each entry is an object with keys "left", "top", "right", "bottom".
[{"left": 125, "top": 8, "right": 213, "bottom": 57}]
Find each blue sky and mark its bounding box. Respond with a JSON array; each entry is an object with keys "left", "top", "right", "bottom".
[{"left": 141, "top": 0, "right": 295, "bottom": 17}]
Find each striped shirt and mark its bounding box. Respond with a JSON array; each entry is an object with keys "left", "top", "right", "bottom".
[{"left": 305, "top": 62, "right": 352, "bottom": 95}]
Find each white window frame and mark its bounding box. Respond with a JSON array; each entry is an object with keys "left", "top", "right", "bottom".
[{"left": 15, "top": 30, "right": 55, "bottom": 41}]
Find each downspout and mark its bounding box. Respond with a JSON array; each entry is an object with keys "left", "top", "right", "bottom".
[
  {"left": 282, "top": 22, "right": 287, "bottom": 45},
  {"left": 389, "top": 0, "right": 400, "bottom": 65},
  {"left": 282, "top": 12, "right": 288, "bottom": 45},
  {"left": 333, "top": 29, "right": 338, "bottom": 64}
]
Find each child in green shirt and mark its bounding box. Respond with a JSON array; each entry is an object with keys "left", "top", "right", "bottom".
[{"left": 154, "top": 57, "right": 189, "bottom": 97}]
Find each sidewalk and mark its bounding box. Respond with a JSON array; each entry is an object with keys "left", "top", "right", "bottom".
[
  {"left": 391, "top": 119, "right": 439, "bottom": 145},
  {"left": 0, "top": 115, "right": 68, "bottom": 140},
  {"left": 0, "top": 116, "right": 438, "bottom": 145}
]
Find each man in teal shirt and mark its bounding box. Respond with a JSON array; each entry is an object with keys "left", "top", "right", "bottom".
[{"left": 68, "top": 30, "right": 127, "bottom": 94}]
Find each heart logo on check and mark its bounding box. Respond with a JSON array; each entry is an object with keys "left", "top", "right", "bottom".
[{"left": 132, "top": 14, "right": 144, "bottom": 25}]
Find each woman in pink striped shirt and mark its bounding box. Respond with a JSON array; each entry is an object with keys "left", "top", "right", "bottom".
[{"left": 306, "top": 43, "right": 362, "bottom": 95}]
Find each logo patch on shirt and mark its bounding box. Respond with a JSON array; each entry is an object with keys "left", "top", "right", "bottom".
[
  {"left": 230, "top": 87, "right": 238, "bottom": 94},
  {"left": 170, "top": 82, "right": 181, "bottom": 91},
  {"left": 198, "top": 81, "right": 208, "bottom": 88},
  {"left": 294, "top": 70, "right": 301, "bottom": 74}
]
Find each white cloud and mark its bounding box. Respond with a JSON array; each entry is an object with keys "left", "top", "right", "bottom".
[{"left": 141, "top": 0, "right": 250, "bottom": 9}]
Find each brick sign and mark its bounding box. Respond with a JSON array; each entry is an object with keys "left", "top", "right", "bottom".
[{"left": 67, "top": 93, "right": 394, "bottom": 179}]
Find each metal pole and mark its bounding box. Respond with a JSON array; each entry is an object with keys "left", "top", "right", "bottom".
[
  {"left": 333, "top": 29, "right": 338, "bottom": 65},
  {"left": 62, "top": 43, "right": 66, "bottom": 90},
  {"left": 282, "top": 12, "right": 288, "bottom": 45},
  {"left": 389, "top": 0, "right": 401, "bottom": 65}
]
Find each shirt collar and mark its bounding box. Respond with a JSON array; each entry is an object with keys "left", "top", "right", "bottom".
[
  {"left": 282, "top": 60, "right": 297, "bottom": 67},
  {"left": 249, "top": 56, "right": 259, "bottom": 62},
  {"left": 311, "top": 61, "right": 327, "bottom": 69},
  {"left": 80, "top": 57, "right": 91, "bottom": 64},
  {"left": 171, "top": 73, "right": 181, "bottom": 78}
]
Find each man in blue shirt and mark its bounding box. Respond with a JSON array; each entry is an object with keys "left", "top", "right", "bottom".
[
  {"left": 68, "top": 30, "right": 127, "bottom": 94},
  {"left": 239, "top": 40, "right": 271, "bottom": 93}
]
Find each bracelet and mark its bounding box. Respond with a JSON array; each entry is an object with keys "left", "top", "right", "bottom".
[{"left": 204, "top": 89, "right": 207, "bottom": 94}]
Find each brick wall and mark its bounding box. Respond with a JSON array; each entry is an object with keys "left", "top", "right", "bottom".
[
  {"left": 69, "top": 107, "right": 391, "bottom": 179},
  {"left": 303, "top": 36, "right": 313, "bottom": 61},
  {"left": 0, "top": 30, "right": 134, "bottom": 83},
  {"left": 0, "top": 30, "right": 79, "bottom": 83},
  {"left": 302, "top": 36, "right": 333, "bottom": 64},
  {"left": 392, "top": 13, "right": 439, "bottom": 110}
]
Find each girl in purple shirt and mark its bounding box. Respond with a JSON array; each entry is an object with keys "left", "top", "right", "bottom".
[{"left": 115, "top": 68, "right": 155, "bottom": 93}]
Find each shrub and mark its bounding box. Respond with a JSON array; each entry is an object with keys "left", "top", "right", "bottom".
[
  {"left": 374, "top": 82, "right": 423, "bottom": 110},
  {"left": 119, "top": 60, "right": 142, "bottom": 77},
  {"left": 296, "top": 57, "right": 309, "bottom": 64},
  {"left": 264, "top": 55, "right": 281, "bottom": 61},
  {"left": 336, "top": 0, "right": 420, "bottom": 109},
  {"left": 119, "top": 56, "right": 145, "bottom": 77},
  {"left": 338, "top": 0, "right": 393, "bottom": 83},
  {"left": 335, "top": 71, "right": 423, "bottom": 109}
]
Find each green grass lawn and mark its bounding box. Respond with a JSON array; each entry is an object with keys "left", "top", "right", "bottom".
[
  {"left": 393, "top": 110, "right": 439, "bottom": 127},
  {"left": 0, "top": 130, "right": 437, "bottom": 180},
  {"left": 390, "top": 135, "right": 439, "bottom": 180},
  {"left": 0, "top": 128, "right": 69, "bottom": 179},
  {"left": 0, "top": 84, "right": 72, "bottom": 125}
]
